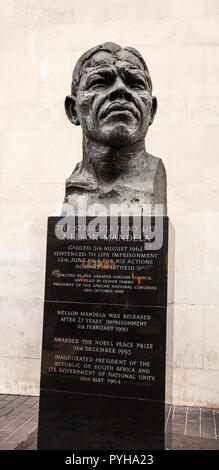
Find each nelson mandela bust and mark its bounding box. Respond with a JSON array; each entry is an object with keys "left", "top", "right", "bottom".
[{"left": 62, "top": 42, "right": 167, "bottom": 216}]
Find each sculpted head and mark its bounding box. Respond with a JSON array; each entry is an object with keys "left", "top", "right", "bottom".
[{"left": 65, "top": 42, "right": 157, "bottom": 147}]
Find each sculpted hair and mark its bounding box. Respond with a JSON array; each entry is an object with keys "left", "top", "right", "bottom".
[{"left": 71, "top": 42, "right": 153, "bottom": 95}]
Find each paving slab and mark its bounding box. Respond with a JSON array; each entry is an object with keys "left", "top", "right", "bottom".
[{"left": 0, "top": 396, "right": 218, "bottom": 450}]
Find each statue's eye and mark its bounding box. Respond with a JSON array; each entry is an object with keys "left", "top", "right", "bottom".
[
  {"left": 88, "top": 78, "right": 108, "bottom": 89},
  {"left": 130, "top": 79, "right": 146, "bottom": 90},
  {"left": 128, "top": 77, "right": 146, "bottom": 90}
]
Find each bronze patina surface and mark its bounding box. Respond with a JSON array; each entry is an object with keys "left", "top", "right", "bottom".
[{"left": 62, "top": 42, "right": 167, "bottom": 215}]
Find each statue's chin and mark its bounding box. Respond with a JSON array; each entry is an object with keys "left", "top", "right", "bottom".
[{"left": 97, "top": 124, "right": 141, "bottom": 147}]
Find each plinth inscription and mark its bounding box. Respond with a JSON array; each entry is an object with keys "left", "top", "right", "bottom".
[
  {"left": 45, "top": 216, "right": 169, "bottom": 306},
  {"left": 41, "top": 301, "right": 166, "bottom": 400},
  {"left": 38, "top": 216, "right": 173, "bottom": 450}
]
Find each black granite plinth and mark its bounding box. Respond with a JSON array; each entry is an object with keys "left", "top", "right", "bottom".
[
  {"left": 38, "top": 390, "right": 165, "bottom": 450},
  {"left": 38, "top": 216, "right": 174, "bottom": 449}
]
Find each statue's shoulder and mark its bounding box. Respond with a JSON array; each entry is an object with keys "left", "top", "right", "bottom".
[
  {"left": 144, "top": 153, "right": 167, "bottom": 188},
  {"left": 65, "top": 161, "right": 98, "bottom": 192},
  {"left": 66, "top": 161, "right": 82, "bottom": 186},
  {"left": 146, "top": 153, "right": 167, "bottom": 213},
  {"left": 146, "top": 152, "right": 166, "bottom": 174}
]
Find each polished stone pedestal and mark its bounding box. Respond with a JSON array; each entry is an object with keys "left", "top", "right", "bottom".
[
  {"left": 38, "top": 391, "right": 165, "bottom": 450},
  {"left": 38, "top": 216, "right": 174, "bottom": 449}
]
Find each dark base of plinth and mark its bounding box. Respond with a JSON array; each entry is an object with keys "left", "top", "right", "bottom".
[{"left": 37, "top": 390, "right": 166, "bottom": 450}]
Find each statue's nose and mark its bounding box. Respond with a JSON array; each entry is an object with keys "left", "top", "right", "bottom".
[{"left": 108, "top": 76, "right": 132, "bottom": 102}]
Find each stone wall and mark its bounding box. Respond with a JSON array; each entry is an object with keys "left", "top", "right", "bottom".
[{"left": 0, "top": 0, "right": 219, "bottom": 406}]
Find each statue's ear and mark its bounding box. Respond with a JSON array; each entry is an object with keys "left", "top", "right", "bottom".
[
  {"left": 65, "top": 95, "right": 80, "bottom": 126},
  {"left": 149, "top": 96, "right": 157, "bottom": 126}
]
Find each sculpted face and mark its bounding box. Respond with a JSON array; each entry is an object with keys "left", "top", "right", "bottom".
[{"left": 66, "top": 50, "right": 157, "bottom": 146}]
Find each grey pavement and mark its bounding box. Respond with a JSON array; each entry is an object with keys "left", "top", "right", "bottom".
[{"left": 0, "top": 394, "right": 218, "bottom": 450}]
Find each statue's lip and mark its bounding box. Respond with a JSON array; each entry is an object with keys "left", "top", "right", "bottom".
[{"left": 100, "top": 102, "right": 138, "bottom": 118}]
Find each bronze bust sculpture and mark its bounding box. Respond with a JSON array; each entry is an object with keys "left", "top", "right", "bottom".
[{"left": 62, "top": 42, "right": 167, "bottom": 215}]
